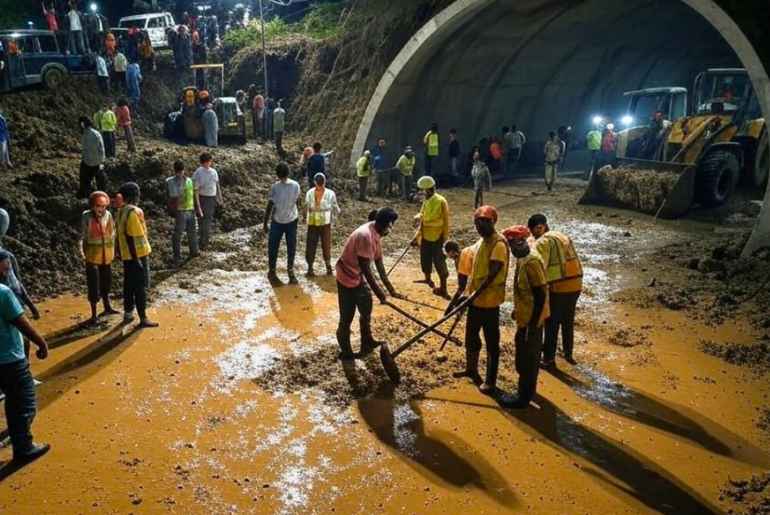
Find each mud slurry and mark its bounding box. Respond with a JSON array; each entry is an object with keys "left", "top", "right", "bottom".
[{"left": 1, "top": 180, "right": 770, "bottom": 514}]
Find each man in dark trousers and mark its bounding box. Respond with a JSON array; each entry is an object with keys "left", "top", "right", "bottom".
[
  {"left": 451, "top": 206, "right": 509, "bottom": 394},
  {"left": 335, "top": 208, "right": 403, "bottom": 360},
  {"left": 502, "top": 225, "right": 549, "bottom": 409},
  {"left": 0, "top": 250, "right": 50, "bottom": 463},
  {"left": 78, "top": 116, "right": 106, "bottom": 199},
  {"left": 529, "top": 213, "right": 583, "bottom": 367}
]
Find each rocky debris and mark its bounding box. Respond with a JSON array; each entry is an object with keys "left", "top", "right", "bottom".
[
  {"left": 592, "top": 166, "right": 682, "bottom": 214},
  {"left": 720, "top": 473, "right": 770, "bottom": 514},
  {"left": 699, "top": 337, "right": 770, "bottom": 372},
  {"left": 607, "top": 328, "right": 650, "bottom": 347}
]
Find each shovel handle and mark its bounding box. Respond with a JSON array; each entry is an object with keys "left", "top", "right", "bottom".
[
  {"left": 391, "top": 290, "right": 479, "bottom": 359},
  {"left": 385, "top": 301, "right": 464, "bottom": 347},
  {"left": 438, "top": 308, "right": 465, "bottom": 352},
  {"left": 387, "top": 245, "right": 411, "bottom": 277}
]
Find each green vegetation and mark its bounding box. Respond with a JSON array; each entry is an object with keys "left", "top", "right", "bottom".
[{"left": 222, "top": 2, "right": 345, "bottom": 52}]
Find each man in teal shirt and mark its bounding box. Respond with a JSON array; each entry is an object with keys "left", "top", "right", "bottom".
[{"left": 0, "top": 250, "right": 50, "bottom": 463}]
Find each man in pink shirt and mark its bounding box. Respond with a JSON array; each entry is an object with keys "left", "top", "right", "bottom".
[{"left": 336, "top": 207, "right": 403, "bottom": 360}]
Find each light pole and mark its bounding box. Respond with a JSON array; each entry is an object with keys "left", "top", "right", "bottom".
[{"left": 258, "top": 0, "right": 269, "bottom": 99}]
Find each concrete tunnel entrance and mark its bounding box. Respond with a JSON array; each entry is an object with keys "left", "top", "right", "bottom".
[{"left": 351, "top": 0, "right": 770, "bottom": 255}]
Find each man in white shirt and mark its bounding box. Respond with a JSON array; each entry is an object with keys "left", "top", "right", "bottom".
[
  {"left": 67, "top": 7, "right": 86, "bottom": 55},
  {"left": 506, "top": 124, "right": 526, "bottom": 175},
  {"left": 264, "top": 162, "right": 301, "bottom": 284},
  {"left": 192, "top": 152, "right": 222, "bottom": 250},
  {"left": 304, "top": 173, "right": 340, "bottom": 276}
]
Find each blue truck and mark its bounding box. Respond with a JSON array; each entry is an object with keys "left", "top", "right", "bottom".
[{"left": 0, "top": 29, "right": 95, "bottom": 93}]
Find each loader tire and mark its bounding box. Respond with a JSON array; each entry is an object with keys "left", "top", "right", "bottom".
[
  {"left": 695, "top": 151, "right": 739, "bottom": 207},
  {"left": 753, "top": 130, "right": 769, "bottom": 189}
]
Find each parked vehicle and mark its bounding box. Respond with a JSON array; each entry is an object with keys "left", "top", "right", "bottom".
[
  {"left": 118, "top": 12, "right": 176, "bottom": 49},
  {"left": 0, "top": 29, "right": 95, "bottom": 92}
]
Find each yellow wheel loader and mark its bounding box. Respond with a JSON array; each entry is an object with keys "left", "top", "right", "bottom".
[{"left": 581, "top": 68, "right": 768, "bottom": 218}]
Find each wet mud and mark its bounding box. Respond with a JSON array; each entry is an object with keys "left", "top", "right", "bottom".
[{"left": 1, "top": 179, "right": 769, "bottom": 514}]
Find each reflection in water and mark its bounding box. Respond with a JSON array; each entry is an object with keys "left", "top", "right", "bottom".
[{"left": 357, "top": 385, "right": 517, "bottom": 509}]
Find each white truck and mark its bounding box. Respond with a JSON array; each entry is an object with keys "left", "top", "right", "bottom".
[{"left": 118, "top": 12, "right": 176, "bottom": 49}]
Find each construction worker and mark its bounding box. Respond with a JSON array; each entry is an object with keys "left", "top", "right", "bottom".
[
  {"left": 335, "top": 208, "right": 403, "bottom": 360},
  {"left": 78, "top": 116, "right": 106, "bottom": 199},
  {"left": 273, "top": 100, "right": 286, "bottom": 156},
  {"left": 116, "top": 182, "right": 158, "bottom": 328},
  {"left": 0, "top": 250, "right": 50, "bottom": 464},
  {"left": 371, "top": 138, "right": 389, "bottom": 197},
  {"left": 395, "top": 146, "right": 416, "bottom": 201},
  {"left": 202, "top": 103, "right": 219, "bottom": 148},
  {"left": 502, "top": 225, "right": 549, "bottom": 409},
  {"left": 166, "top": 161, "right": 198, "bottom": 267},
  {"left": 528, "top": 213, "right": 583, "bottom": 367},
  {"left": 544, "top": 131, "right": 561, "bottom": 192},
  {"left": 444, "top": 239, "right": 478, "bottom": 315},
  {"left": 356, "top": 150, "right": 372, "bottom": 201},
  {"left": 423, "top": 122, "right": 439, "bottom": 177},
  {"left": 305, "top": 173, "right": 340, "bottom": 276},
  {"left": 412, "top": 176, "right": 450, "bottom": 298},
  {"left": 94, "top": 100, "right": 117, "bottom": 159},
  {"left": 452, "top": 206, "right": 509, "bottom": 394},
  {"left": 600, "top": 123, "right": 617, "bottom": 168},
  {"left": 585, "top": 124, "right": 602, "bottom": 180},
  {"left": 79, "top": 191, "right": 118, "bottom": 325}
]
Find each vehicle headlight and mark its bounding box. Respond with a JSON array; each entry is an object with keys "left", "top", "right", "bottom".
[
  {"left": 592, "top": 115, "right": 603, "bottom": 126},
  {"left": 621, "top": 115, "right": 634, "bottom": 127}
]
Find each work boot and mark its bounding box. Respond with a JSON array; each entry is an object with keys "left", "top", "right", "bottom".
[
  {"left": 539, "top": 358, "right": 556, "bottom": 370},
  {"left": 480, "top": 354, "right": 499, "bottom": 394},
  {"left": 268, "top": 270, "right": 282, "bottom": 285},
  {"left": 306, "top": 268, "right": 315, "bottom": 277},
  {"left": 13, "top": 442, "right": 51, "bottom": 463},
  {"left": 452, "top": 350, "right": 482, "bottom": 384},
  {"left": 139, "top": 318, "right": 159, "bottom": 328},
  {"left": 123, "top": 312, "right": 135, "bottom": 324},
  {"left": 499, "top": 393, "right": 529, "bottom": 409},
  {"left": 564, "top": 355, "right": 577, "bottom": 365},
  {"left": 287, "top": 270, "right": 298, "bottom": 285},
  {"left": 325, "top": 262, "right": 333, "bottom": 276}
]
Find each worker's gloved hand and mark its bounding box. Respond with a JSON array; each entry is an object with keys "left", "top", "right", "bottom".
[
  {"left": 390, "top": 292, "right": 405, "bottom": 300},
  {"left": 410, "top": 237, "right": 419, "bottom": 248},
  {"left": 31, "top": 307, "right": 41, "bottom": 320},
  {"left": 377, "top": 292, "right": 387, "bottom": 304}
]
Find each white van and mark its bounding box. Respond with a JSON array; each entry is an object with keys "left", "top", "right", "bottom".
[{"left": 118, "top": 12, "right": 176, "bottom": 49}]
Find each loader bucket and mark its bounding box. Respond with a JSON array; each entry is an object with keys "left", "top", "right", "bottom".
[{"left": 579, "top": 159, "right": 696, "bottom": 219}]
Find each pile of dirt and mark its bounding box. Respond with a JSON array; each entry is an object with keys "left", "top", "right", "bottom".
[
  {"left": 699, "top": 337, "right": 770, "bottom": 372},
  {"left": 607, "top": 327, "right": 650, "bottom": 347},
  {"left": 720, "top": 473, "right": 770, "bottom": 514},
  {"left": 591, "top": 166, "right": 681, "bottom": 214}
]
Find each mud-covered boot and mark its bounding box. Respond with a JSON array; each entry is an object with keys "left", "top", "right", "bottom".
[
  {"left": 359, "top": 324, "right": 384, "bottom": 356},
  {"left": 453, "top": 349, "right": 481, "bottom": 384},
  {"left": 336, "top": 327, "right": 355, "bottom": 361},
  {"left": 325, "top": 262, "right": 333, "bottom": 276},
  {"left": 480, "top": 353, "right": 499, "bottom": 395}
]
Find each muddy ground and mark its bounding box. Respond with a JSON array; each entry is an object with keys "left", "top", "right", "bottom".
[{"left": 1, "top": 174, "right": 769, "bottom": 514}]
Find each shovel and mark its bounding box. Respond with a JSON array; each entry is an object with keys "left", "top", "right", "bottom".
[
  {"left": 384, "top": 301, "right": 463, "bottom": 347},
  {"left": 380, "top": 291, "right": 480, "bottom": 384},
  {"left": 387, "top": 244, "right": 411, "bottom": 276}
]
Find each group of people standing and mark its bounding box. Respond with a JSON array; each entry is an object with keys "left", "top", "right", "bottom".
[{"left": 335, "top": 195, "right": 584, "bottom": 408}]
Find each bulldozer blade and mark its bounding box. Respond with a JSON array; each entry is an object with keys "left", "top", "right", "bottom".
[
  {"left": 579, "top": 159, "right": 695, "bottom": 219},
  {"left": 380, "top": 344, "right": 401, "bottom": 384}
]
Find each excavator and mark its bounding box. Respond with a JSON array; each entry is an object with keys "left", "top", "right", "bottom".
[{"left": 581, "top": 68, "right": 768, "bottom": 218}]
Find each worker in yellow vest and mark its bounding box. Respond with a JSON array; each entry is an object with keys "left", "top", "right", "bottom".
[
  {"left": 452, "top": 206, "right": 509, "bottom": 394},
  {"left": 423, "top": 122, "right": 440, "bottom": 177},
  {"left": 411, "top": 176, "right": 450, "bottom": 298},
  {"left": 502, "top": 224, "right": 549, "bottom": 408},
  {"left": 528, "top": 213, "right": 583, "bottom": 367},
  {"left": 79, "top": 191, "right": 118, "bottom": 325}
]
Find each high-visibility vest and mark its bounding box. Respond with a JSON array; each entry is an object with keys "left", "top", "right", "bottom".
[
  {"left": 424, "top": 131, "right": 439, "bottom": 157},
  {"left": 536, "top": 231, "right": 583, "bottom": 291},
  {"left": 82, "top": 210, "right": 115, "bottom": 265}
]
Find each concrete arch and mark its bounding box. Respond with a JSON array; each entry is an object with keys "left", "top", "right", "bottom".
[{"left": 352, "top": 0, "right": 770, "bottom": 255}]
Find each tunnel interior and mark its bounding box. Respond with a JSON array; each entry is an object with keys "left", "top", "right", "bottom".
[{"left": 362, "top": 0, "right": 743, "bottom": 172}]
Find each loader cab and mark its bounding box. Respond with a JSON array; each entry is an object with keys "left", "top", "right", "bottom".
[
  {"left": 693, "top": 68, "right": 751, "bottom": 115},
  {"left": 616, "top": 87, "right": 687, "bottom": 159}
]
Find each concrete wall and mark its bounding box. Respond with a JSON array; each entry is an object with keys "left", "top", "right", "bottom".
[{"left": 352, "top": 0, "right": 770, "bottom": 255}]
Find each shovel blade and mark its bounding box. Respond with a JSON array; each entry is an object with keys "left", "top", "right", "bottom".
[{"left": 379, "top": 344, "right": 401, "bottom": 384}]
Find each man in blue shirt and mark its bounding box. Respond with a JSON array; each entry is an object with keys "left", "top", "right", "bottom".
[
  {"left": 0, "top": 250, "right": 50, "bottom": 463},
  {"left": 307, "top": 142, "right": 325, "bottom": 188}
]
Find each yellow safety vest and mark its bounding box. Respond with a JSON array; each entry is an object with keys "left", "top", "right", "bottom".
[
  {"left": 82, "top": 210, "right": 115, "bottom": 265},
  {"left": 468, "top": 232, "right": 509, "bottom": 308},
  {"left": 535, "top": 231, "right": 583, "bottom": 293},
  {"left": 418, "top": 193, "right": 449, "bottom": 243},
  {"left": 424, "top": 131, "right": 439, "bottom": 157},
  {"left": 117, "top": 206, "right": 152, "bottom": 260},
  {"left": 514, "top": 250, "right": 550, "bottom": 327}
]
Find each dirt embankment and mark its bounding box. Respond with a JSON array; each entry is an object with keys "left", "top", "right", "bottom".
[
  {"left": 223, "top": 0, "right": 454, "bottom": 166},
  {"left": 0, "top": 64, "right": 310, "bottom": 298}
]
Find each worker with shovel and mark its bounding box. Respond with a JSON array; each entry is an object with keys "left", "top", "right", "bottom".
[
  {"left": 452, "top": 206, "right": 509, "bottom": 394},
  {"left": 412, "top": 176, "right": 450, "bottom": 299},
  {"left": 502, "top": 225, "right": 549, "bottom": 409},
  {"left": 335, "top": 208, "right": 403, "bottom": 361}
]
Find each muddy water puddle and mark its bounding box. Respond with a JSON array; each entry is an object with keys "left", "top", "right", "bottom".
[{"left": 1, "top": 182, "right": 767, "bottom": 513}]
